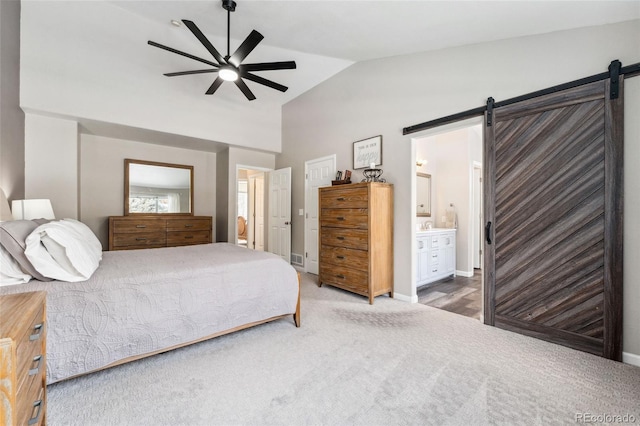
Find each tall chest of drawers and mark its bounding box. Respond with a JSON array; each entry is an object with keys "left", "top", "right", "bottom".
[
  {"left": 319, "top": 182, "right": 394, "bottom": 304},
  {"left": 0, "top": 291, "right": 47, "bottom": 426},
  {"left": 108, "top": 216, "right": 213, "bottom": 250}
]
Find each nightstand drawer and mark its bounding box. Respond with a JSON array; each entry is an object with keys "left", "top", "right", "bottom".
[
  {"left": 320, "top": 186, "right": 368, "bottom": 209},
  {"left": 112, "top": 232, "right": 166, "bottom": 249},
  {"left": 321, "top": 228, "right": 368, "bottom": 251},
  {"left": 320, "top": 209, "right": 368, "bottom": 229},
  {"left": 320, "top": 246, "right": 369, "bottom": 271},
  {"left": 17, "top": 385, "right": 44, "bottom": 426},
  {"left": 167, "top": 231, "right": 211, "bottom": 246}
]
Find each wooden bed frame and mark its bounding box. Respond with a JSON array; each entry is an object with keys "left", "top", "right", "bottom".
[{"left": 59, "top": 273, "right": 301, "bottom": 382}]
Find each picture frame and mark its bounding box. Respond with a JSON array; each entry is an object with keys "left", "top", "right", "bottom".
[{"left": 353, "top": 135, "right": 382, "bottom": 169}]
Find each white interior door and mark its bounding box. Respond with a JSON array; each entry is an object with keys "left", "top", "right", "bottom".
[
  {"left": 304, "top": 155, "right": 336, "bottom": 274},
  {"left": 254, "top": 174, "right": 265, "bottom": 251},
  {"left": 268, "top": 167, "right": 292, "bottom": 262}
]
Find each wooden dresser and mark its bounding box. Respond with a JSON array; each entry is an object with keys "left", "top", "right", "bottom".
[
  {"left": 108, "top": 216, "right": 212, "bottom": 251},
  {"left": 318, "top": 182, "right": 394, "bottom": 304},
  {"left": 0, "top": 292, "right": 47, "bottom": 426}
]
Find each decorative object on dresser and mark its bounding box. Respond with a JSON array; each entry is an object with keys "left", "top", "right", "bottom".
[
  {"left": 331, "top": 169, "right": 353, "bottom": 186},
  {"left": 108, "top": 216, "right": 212, "bottom": 250},
  {"left": 416, "top": 229, "right": 456, "bottom": 286},
  {"left": 0, "top": 291, "right": 46, "bottom": 426},
  {"left": 318, "top": 182, "right": 393, "bottom": 304}
]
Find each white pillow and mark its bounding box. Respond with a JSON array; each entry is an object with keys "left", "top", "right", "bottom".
[
  {"left": 0, "top": 244, "right": 32, "bottom": 286},
  {"left": 25, "top": 219, "right": 103, "bottom": 282}
]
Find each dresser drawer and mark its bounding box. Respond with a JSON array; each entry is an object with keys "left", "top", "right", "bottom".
[
  {"left": 320, "top": 246, "right": 369, "bottom": 271},
  {"left": 320, "top": 265, "right": 368, "bottom": 293},
  {"left": 320, "top": 186, "right": 368, "bottom": 209},
  {"left": 112, "top": 232, "right": 166, "bottom": 249},
  {"left": 321, "top": 228, "right": 368, "bottom": 250},
  {"left": 111, "top": 218, "right": 165, "bottom": 233},
  {"left": 167, "top": 219, "right": 211, "bottom": 232},
  {"left": 320, "top": 209, "right": 368, "bottom": 229},
  {"left": 167, "top": 230, "right": 211, "bottom": 246}
]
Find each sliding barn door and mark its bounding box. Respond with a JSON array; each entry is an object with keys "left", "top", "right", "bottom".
[{"left": 483, "top": 79, "right": 623, "bottom": 360}]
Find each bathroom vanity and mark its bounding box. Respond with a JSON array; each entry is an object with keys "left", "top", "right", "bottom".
[{"left": 416, "top": 228, "right": 456, "bottom": 286}]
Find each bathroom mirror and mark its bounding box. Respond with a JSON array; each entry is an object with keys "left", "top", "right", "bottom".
[
  {"left": 124, "top": 159, "right": 193, "bottom": 215},
  {"left": 416, "top": 172, "right": 431, "bottom": 217}
]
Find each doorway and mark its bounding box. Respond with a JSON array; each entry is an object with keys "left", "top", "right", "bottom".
[
  {"left": 414, "top": 122, "right": 483, "bottom": 320},
  {"left": 237, "top": 168, "right": 265, "bottom": 250}
]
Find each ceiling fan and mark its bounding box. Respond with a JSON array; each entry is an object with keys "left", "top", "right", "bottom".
[{"left": 148, "top": 0, "right": 296, "bottom": 101}]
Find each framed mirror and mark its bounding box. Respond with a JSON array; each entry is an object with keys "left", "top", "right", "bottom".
[
  {"left": 416, "top": 172, "right": 431, "bottom": 217},
  {"left": 124, "top": 159, "right": 194, "bottom": 215}
]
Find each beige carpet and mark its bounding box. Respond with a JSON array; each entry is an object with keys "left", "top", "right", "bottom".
[{"left": 47, "top": 273, "right": 640, "bottom": 425}]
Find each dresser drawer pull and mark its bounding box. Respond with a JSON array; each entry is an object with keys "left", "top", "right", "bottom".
[
  {"left": 336, "top": 236, "right": 345, "bottom": 240},
  {"left": 185, "top": 236, "right": 194, "bottom": 239},
  {"left": 135, "top": 225, "right": 146, "bottom": 228},
  {"left": 28, "top": 399, "right": 43, "bottom": 425},
  {"left": 336, "top": 197, "right": 345, "bottom": 201},
  {"left": 28, "top": 355, "right": 43, "bottom": 376},
  {"left": 336, "top": 255, "right": 345, "bottom": 260},
  {"left": 184, "top": 224, "right": 194, "bottom": 228},
  {"left": 135, "top": 238, "right": 147, "bottom": 241},
  {"left": 336, "top": 217, "right": 345, "bottom": 221},
  {"left": 30, "top": 323, "right": 43, "bottom": 341},
  {"left": 336, "top": 274, "right": 346, "bottom": 279}
]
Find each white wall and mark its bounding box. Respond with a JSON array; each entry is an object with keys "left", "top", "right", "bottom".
[
  {"left": 280, "top": 20, "right": 640, "bottom": 358},
  {"left": 80, "top": 134, "right": 216, "bottom": 249},
  {"left": 24, "top": 113, "right": 78, "bottom": 219},
  {"left": 0, "top": 0, "right": 24, "bottom": 201}
]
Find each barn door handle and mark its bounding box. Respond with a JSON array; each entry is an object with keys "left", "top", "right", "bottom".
[{"left": 485, "top": 221, "right": 492, "bottom": 245}]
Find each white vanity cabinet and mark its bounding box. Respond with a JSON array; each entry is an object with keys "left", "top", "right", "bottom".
[{"left": 417, "top": 229, "right": 456, "bottom": 286}]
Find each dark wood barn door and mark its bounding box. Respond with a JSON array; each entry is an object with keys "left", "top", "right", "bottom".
[{"left": 483, "top": 79, "right": 624, "bottom": 360}]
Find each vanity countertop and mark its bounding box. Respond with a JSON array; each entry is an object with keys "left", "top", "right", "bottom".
[{"left": 417, "top": 228, "right": 456, "bottom": 235}]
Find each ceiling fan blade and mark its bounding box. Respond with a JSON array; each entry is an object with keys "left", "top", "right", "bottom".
[
  {"left": 164, "top": 69, "right": 219, "bottom": 77},
  {"left": 240, "top": 61, "right": 297, "bottom": 72},
  {"left": 229, "top": 30, "right": 264, "bottom": 67},
  {"left": 182, "top": 20, "right": 226, "bottom": 64},
  {"left": 148, "top": 41, "right": 220, "bottom": 68},
  {"left": 206, "top": 77, "right": 224, "bottom": 95},
  {"left": 235, "top": 79, "right": 257, "bottom": 101},
  {"left": 242, "top": 72, "right": 288, "bottom": 92}
]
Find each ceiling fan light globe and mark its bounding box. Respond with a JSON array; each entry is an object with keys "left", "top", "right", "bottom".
[{"left": 219, "top": 67, "right": 239, "bottom": 81}]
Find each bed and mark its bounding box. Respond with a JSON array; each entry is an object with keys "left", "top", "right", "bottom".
[{"left": 0, "top": 226, "right": 300, "bottom": 384}]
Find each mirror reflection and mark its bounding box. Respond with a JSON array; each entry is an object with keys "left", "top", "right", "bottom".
[
  {"left": 125, "top": 159, "right": 193, "bottom": 215},
  {"left": 416, "top": 172, "right": 431, "bottom": 217}
]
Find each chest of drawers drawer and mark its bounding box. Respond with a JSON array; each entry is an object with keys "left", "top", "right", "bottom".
[
  {"left": 320, "top": 208, "right": 368, "bottom": 229},
  {"left": 320, "top": 246, "right": 369, "bottom": 271},
  {"left": 320, "top": 228, "right": 368, "bottom": 251},
  {"left": 319, "top": 264, "right": 369, "bottom": 294},
  {"left": 320, "top": 186, "right": 368, "bottom": 209}
]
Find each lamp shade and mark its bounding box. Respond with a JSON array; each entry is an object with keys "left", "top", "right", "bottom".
[
  {"left": 12, "top": 199, "right": 56, "bottom": 220},
  {"left": 0, "top": 189, "right": 13, "bottom": 221}
]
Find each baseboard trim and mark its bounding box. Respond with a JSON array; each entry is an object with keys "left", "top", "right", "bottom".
[
  {"left": 394, "top": 292, "right": 418, "bottom": 303},
  {"left": 455, "top": 270, "right": 474, "bottom": 278},
  {"left": 622, "top": 351, "right": 640, "bottom": 367}
]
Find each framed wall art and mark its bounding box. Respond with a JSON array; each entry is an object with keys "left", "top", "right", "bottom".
[{"left": 353, "top": 135, "right": 382, "bottom": 169}]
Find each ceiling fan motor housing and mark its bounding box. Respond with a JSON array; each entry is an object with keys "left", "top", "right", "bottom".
[{"left": 222, "top": 0, "right": 236, "bottom": 12}]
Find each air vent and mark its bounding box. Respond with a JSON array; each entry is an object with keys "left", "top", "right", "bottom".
[{"left": 291, "top": 253, "right": 303, "bottom": 266}]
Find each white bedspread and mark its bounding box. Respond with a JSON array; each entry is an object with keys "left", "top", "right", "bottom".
[{"left": 0, "top": 243, "right": 299, "bottom": 383}]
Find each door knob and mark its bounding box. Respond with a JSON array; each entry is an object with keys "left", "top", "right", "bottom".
[{"left": 285, "top": 221, "right": 290, "bottom": 225}]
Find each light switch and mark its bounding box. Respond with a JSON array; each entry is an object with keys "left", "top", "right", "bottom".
[{"left": 299, "top": 209, "right": 304, "bottom": 216}]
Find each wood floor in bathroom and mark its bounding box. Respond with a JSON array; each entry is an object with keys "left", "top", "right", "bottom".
[{"left": 417, "top": 270, "right": 482, "bottom": 320}]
